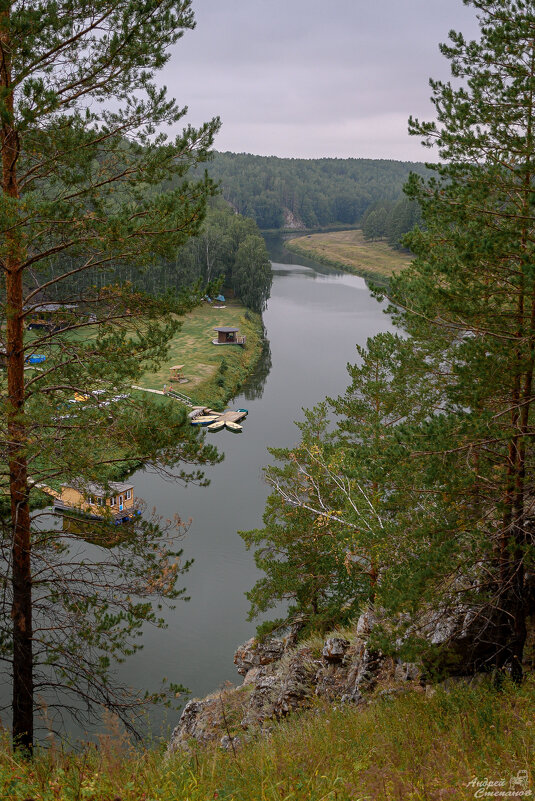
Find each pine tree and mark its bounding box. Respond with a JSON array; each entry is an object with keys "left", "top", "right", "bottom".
[
  {"left": 387, "top": 0, "right": 535, "bottom": 679},
  {"left": 0, "top": 0, "right": 220, "bottom": 749},
  {"left": 241, "top": 405, "right": 366, "bottom": 637},
  {"left": 241, "top": 335, "right": 435, "bottom": 637},
  {"left": 246, "top": 0, "right": 535, "bottom": 680}
]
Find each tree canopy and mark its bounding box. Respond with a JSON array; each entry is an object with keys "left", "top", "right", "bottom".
[{"left": 207, "top": 152, "right": 429, "bottom": 231}]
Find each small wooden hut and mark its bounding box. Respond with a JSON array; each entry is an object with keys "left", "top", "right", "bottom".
[
  {"left": 212, "top": 326, "right": 246, "bottom": 346},
  {"left": 25, "top": 302, "right": 78, "bottom": 332}
]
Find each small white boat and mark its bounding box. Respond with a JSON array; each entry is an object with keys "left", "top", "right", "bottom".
[
  {"left": 207, "top": 420, "right": 225, "bottom": 432},
  {"left": 191, "top": 415, "right": 219, "bottom": 426},
  {"left": 225, "top": 420, "right": 242, "bottom": 433}
]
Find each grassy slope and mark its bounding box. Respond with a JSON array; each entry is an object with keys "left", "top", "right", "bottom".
[
  {"left": 136, "top": 299, "right": 263, "bottom": 409},
  {"left": 20, "top": 300, "right": 262, "bottom": 411},
  {"left": 2, "top": 679, "right": 533, "bottom": 800},
  {"left": 286, "top": 229, "right": 412, "bottom": 281}
]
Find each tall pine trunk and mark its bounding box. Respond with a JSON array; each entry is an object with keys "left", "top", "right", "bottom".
[
  {"left": 506, "top": 49, "right": 535, "bottom": 682},
  {"left": 1, "top": 7, "right": 33, "bottom": 750},
  {"left": 497, "top": 88, "right": 535, "bottom": 680}
]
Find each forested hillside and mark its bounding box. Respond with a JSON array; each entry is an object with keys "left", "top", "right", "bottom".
[
  {"left": 39, "top": 201, "right": 273, "bottom": 313},
  {"left": 207, "top": 151, "right": 429, "bottom": 230}
]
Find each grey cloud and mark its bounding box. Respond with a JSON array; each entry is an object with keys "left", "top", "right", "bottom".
[{"left": 162, "top": 0, "right": 479, "bottom": 159}]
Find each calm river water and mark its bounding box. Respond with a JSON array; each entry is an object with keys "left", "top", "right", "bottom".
[
  {"left": 10, "top": 237, "right": 396, "bottom": 739},
  {"left": 117, "top": 236, "right": 396, "bottom": 737}
]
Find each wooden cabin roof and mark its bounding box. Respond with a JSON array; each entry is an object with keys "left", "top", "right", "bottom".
[{"left": 61, "top": 480, "right": 133, "bottom": 497}]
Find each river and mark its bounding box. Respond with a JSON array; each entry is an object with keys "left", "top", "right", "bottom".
[
  {"left": 116, "top": 236, "right": 396, "bottom": 737},
  {"left": 10, "top": 237, "right": 396, "bottom": 740}
]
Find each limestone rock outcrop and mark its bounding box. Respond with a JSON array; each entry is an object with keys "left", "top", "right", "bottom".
[
  {"left": 234, "top": 636, "right": 286, "bottom": 676},
  {"left": 167, "top": 611, "right": 412, "bottom": 754}
]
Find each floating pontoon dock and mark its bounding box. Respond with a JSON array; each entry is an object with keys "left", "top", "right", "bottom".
[{"left": 190, "top": 407, "right": 248, "bottom": 431}]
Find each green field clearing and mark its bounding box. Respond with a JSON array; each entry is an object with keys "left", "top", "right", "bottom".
[
  {"left": 136, "top": 300, "right": 263, "bottom": 406},
  {"left": 286, "top": 229, "right": 412, "bottom": 280},
  {"left": 0, "top": 300, "right": 262, "bottom": 500},
  {"left": 1, "top": 300, "right": 262, "bottom": 424}
]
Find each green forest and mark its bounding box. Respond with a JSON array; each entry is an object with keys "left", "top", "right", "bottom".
[
  {"left": 361, "top": 195, "right": 423, "bottom": 249},
  {"left": 166, "top": 200, "right": 272, "bottom": 312},
  {"left": 206, "top": 151, "right": 429, "bottom": 231},
  {"left": 40, "top": 200, "right": 273, "bottom": 314}
]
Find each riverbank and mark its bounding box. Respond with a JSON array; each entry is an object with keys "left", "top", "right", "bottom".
[
  {"left": 286, "top": 229, "right": 412, "bottom": 281},
  {"left": 20, "top": 300, "right": 264, "bottom": 509},
  {"left": 135, "top": 299, "right": 264, "bottom": 410}
]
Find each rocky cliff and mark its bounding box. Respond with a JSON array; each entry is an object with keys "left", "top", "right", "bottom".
[
  {"left": 167, "top": 599, "right": 535, "bottom": 754},
  {"left": 167, "top": 611, "right": 421, "bottom": 754}
]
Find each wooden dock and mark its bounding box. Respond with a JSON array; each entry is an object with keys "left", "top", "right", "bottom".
[
  {"left": 132, "top": 385, "right": 248, "bottom": 429},
  {"left": 219, "top": 410, "right": 247, "bottom": 424},
  {"left": 190, "top": 407, "right": 248, "bottom": 429}
]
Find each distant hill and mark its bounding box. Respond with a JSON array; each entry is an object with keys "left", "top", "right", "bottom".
[{"left": 206, "top": 151, "right": 429, "bottom": 231}]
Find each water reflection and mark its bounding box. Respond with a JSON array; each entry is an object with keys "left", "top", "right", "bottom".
[{"left": 242, "top": 336, "right": 272, "bottom": 401}]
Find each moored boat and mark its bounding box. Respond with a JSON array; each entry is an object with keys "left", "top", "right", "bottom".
[
  {"left": 191, "top": 415, "right": 219, "bottom": 426},
  {"left": 225, "top": 420, "right": 242, "bottom": 433},
  {"left": 207, "top": 420, "right": 225, "bottom": 432}
]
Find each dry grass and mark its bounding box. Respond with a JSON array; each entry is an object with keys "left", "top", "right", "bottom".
[
  {"left": 286, "top": 229, "right": 412, "bottom": 280},
  {"left": 2, "top": 677, "right": 533, "bottom": 800}
]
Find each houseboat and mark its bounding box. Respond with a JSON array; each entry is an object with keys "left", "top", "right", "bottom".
[{"left": 53, "top": 480, "right": 138, "bottom": 523}]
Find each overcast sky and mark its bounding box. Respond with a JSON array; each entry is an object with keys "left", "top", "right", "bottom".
[{"left": 161, "top": 0, "right": 480, "bottom": 162}]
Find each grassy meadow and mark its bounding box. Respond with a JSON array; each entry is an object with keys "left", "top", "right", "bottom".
[
  {"left": 0, "top": 299, "right": 263, "bottom": 502},
  {"left": 286, "top": 229, "right": 412, "bottom": 280},
  {"left": 136, "top": 300, "right": 263, "bottom": 408},
  {"left": 1, "top": 678, "right": 533, "bottom": 800},
  {"left": 17, "top": 299, "right": 263, "bottom": 410}
]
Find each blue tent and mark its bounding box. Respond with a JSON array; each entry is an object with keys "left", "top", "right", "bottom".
[
  {"left": 216, "top": 294, "right": 225, "bottom": 302},
  {"left": 26, "top": 354, "right": 46, "bottom": 364}
]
